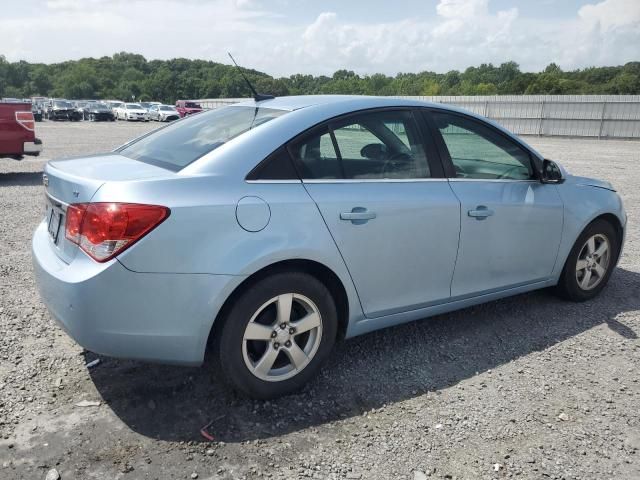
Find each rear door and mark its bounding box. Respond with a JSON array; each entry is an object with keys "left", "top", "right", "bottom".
[
  {"left": 425, "top": 109, "right": 563, "bottom": 297},
  {"left": 289, "top": 109, "right": 461, "bottom": 318}
]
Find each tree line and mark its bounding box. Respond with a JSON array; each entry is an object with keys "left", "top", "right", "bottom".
[{"left": 1, "top": 52, "right": 639, "bottom": 103}]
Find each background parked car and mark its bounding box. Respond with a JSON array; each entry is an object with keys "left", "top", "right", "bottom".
[
  {"left": 84, "top": 102, "right": 116, "bottom": 121},
  {"left": 0, "top": 101, "right": 42, "bottom": 158},
  {"left": 46, "top": 100, "right": 78, "bottom": 121},
  {"left": 117, "top": 103, "right": 150, "bottom": 121},
  {"left": 149, "top": 104, "right": 180, "bottom": 122},
  {"left": 74, "top": 100, "right": 96, "bottom": 120},
  {"left": 31, "top": 102, "right": 44, "bottom": 122},
  {"left": 175, "top": 100, "right": 203, "bottom": 118}
]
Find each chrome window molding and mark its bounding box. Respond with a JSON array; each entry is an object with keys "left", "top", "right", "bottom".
[
  {"left": 448, "top": 178, "right": 539, "bottom": 183},
  {"left": 245, "top": 179, "right": 302, "bottom": 184},
  {"left": 302, "top": 178, "right": 449, "bottom": 184}
]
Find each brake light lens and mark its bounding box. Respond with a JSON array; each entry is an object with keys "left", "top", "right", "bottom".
[
  {"left": 15, "top": 111, "right": 35, "bottom": 131},
  {"left": 64, "top": 203, "right": 170, "bottom": 262}
]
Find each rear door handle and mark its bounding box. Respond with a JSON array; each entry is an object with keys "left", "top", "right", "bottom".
[
  {"left": 468, "top": 206, "right": 494, "bottom": 220},
  {"left": 340, "top": 208, "right": 376, "bottom": 222}
]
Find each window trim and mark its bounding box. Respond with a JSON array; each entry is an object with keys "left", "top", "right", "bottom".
[
  {"left": 421, "top": 108, "right": 542, "bottom": 181},
  {"left": 284, "top": 107, "right": 445, "bottom": 183}
]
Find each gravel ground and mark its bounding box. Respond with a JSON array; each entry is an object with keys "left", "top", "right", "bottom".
[{"left": 1, "top": 122, "right": 639, "bottom": 480}]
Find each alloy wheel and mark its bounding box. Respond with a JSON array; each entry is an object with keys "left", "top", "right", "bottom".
[
  {"left": 242, "top": 293, "right": 323, "bottom": 382},
  {"left": 575, "top": 233, "right": 610, "bottom": 291}
]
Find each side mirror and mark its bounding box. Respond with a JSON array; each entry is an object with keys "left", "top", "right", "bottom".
[{"left": 541, "top": 159, "right": 564, "bottom": 184}]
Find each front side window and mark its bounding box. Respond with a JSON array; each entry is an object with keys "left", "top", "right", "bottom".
[
  {"left": 431, "top": 111, "right": 534, "bottom": 180},
  {"left": 119, "top": 106, "right": 288, "bottom": 171},
  {"left": 291, "top": 110, "right": 430, "bottom": 180}
]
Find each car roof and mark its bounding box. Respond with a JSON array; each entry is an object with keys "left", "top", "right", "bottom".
[{"left": 234, "top": 94, "right": 450, "bottom": 112}]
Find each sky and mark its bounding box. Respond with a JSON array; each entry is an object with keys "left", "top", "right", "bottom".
[{"left": 1, "top": 0, "right": 639, "bottom": 76}]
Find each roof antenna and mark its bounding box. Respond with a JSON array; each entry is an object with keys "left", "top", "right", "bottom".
[{"left": 227, "top": 53, "right": 275, "bottom": 102}]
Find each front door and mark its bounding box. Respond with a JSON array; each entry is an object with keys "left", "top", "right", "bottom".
[
  {"left": 428, "top": 110, "right": 564, "bottom": 297},
  {"left": 289, "top": 109, "right": 461, "bottom": 318}
]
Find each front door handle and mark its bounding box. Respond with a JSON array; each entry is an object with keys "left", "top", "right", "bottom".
[
  {"left": 468, "top": 205, "right": 494, "bottom": 220},
  {"left": 340, "top": 208, "right": 376, "bottom": 223}
]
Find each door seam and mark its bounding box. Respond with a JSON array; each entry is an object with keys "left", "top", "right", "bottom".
[
  {"left": 299, "top": 181, "right": 368, "bottom": 318},
  {"left": 446, "top": 179, "right": 463, "bottom": 297}
]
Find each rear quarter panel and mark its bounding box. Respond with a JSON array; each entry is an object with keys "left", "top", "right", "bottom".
[{"left": 93, "top": 175, "right": 364, "bottom": 320}]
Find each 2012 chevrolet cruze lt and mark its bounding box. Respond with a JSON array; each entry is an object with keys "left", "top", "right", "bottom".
[{"left": 33, "top": 96, "right": 627, "bottom": 399}]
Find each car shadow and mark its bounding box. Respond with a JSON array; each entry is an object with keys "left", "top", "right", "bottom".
[
  {"left": 86, "top": 267, "right": 640, "bottom": 443},
  {"left": 0, "top": 171, "right": 43, "bottom": 187}
]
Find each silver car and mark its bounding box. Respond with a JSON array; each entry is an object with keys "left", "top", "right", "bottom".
[
  {"left": 149, "top": 104, "right": 180, "bottom": 122},
  {"left": 32, "top": 96, "right": 626, "bottom": 399}
]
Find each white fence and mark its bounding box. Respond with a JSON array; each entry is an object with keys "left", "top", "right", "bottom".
[{"left": 191, "top": 95, "right": 640, "bottom": 139}]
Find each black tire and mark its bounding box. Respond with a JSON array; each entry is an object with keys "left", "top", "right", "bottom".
[
  {"left": 555, "top": 219, "right": 619, "bottom": 302},
  {"left": 217, "top": 271, "right": 338, "bottom": 399}
]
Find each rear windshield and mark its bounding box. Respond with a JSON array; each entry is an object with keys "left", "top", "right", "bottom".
[{"left": 118, "top": 106, "right": 288, "bottom": 171}]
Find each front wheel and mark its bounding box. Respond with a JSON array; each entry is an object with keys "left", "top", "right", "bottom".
[
  {"left": 556, "top": 219, "right": 619, "bottom": 302},
  {"left": 217, "top": 272, "right": 338, "bottom": 399}
]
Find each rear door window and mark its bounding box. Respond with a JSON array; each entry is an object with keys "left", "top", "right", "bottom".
[{"left": 290, "top": 110, "right": 430, "bottom": 180}]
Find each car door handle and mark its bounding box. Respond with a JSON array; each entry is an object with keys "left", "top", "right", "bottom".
[
  {"left": 340, "top": 208, "right": 376, "bottom": 222},
  {"left": 468, "top": 206, "right": 494, "bottom": 220}
]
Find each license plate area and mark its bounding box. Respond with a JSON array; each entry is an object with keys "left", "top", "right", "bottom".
[{"left": 46, "top": 201, "right": 64, "bottom": 244}]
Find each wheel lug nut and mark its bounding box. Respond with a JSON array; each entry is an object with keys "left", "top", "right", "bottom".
[
  {"left": 271, "top": 331, "right": 277, "bottom": 338},
  {"left": 285, "top": 340, "right": 292, "bottom": 347},
  {"left": 289, "top": 328, "right": 295, "bottom": 334},
  {"left": 280, "top": 323, "right": 287, "bottom": 329},
  {"left": 273, "top": 342, "right": 280, "bottom": 349}
]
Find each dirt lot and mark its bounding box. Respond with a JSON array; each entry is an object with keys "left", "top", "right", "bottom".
[{"left": 1, "top": 122, "right": 639, "bottom": 480}]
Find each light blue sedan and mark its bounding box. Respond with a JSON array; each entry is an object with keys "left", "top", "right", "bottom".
[{"left": 32, "top": 96, "right": 627, "bottom": 399}]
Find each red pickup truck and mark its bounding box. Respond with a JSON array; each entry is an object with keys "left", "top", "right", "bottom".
[
  {"left": 0, "top": 102, "right": 43, "bottom": 158},
  {"left": 175, "top": 100, "right": 203, "bottom": 118}
]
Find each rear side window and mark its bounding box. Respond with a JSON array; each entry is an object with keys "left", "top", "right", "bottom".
[
  {"left": 290, "top": 110, "right": 430, "bottom": 180},
  {"left": 431, "top": 111, "right": 534, "bottom": 180},
  {"left": 247, "top": 147, "right": 299, "bottom": 180},
  {"left": 119, "top": 106, "right": 288, "bottom": 171}
]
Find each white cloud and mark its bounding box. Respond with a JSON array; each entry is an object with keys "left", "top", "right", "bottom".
[
  {"left": 0, "top": 0, "right": 638, "bottom": 76},
  {"left": 436, "top": 0, "right": 489, "bottom": 19},
  {"left": 578, "top": 0, "right": 640, "bottom": 29}
]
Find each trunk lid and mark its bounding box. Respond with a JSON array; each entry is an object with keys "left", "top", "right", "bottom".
[{"left": 43, "top": 153, "right": 173, "bottom": 263}]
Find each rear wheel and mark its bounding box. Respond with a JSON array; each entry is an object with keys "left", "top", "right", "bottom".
[
  {"left": 217, "top": 272, "right": 337, "bottom": 399},
  {"left": 556, "top": 219, "right": 619, "bottom": 301}
]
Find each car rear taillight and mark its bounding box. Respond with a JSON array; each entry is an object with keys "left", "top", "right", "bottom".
[
  {"left": 15, "top": 111, "right": 35, "bottom": 131},
  {"left": 65, "top": 203, "right": 170, "bottom": 262}
]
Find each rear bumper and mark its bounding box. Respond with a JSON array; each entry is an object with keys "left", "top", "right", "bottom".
[
  {"left": 32, "top": 221, "right": 241, "bottom": 365},
  {"left": 23, "top": 138, "right": 42, "bottom": 156}
]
